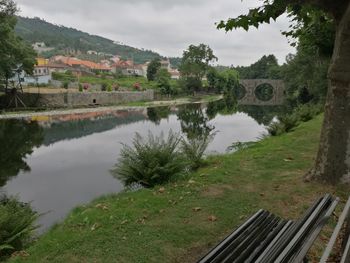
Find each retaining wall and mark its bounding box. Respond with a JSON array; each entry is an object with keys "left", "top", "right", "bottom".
[{"left": 0, "top": 90, "right": 154, "bottom": 108}]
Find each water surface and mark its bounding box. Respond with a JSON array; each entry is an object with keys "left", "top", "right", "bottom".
[{"left": 0, "top": 101, "right": 281, "bottom": 231}]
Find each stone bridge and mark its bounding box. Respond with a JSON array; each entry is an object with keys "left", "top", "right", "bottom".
[{"left": 237, "top": 79, "right": 285, "bottom": 106}]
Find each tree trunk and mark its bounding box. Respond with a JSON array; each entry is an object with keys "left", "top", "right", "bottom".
[{"left": 307, "top": 2, "right": 350, "bottom": 184}]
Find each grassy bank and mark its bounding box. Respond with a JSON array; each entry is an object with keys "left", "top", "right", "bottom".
[{"left": 10, "top": 115, "right": 348, "bottom": 262}]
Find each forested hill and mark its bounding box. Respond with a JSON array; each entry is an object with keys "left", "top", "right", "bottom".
[{"left": 14, "top": 16, "right": 162, "bottom": 64}]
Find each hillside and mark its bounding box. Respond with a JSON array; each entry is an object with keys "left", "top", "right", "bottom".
[{"left": 15, "top": 16, "right": 163, "bottom": 64}]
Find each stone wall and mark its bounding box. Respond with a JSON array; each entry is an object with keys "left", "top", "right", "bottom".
[{"left": 1, "top": 90, "right": 154, "bottom": 108}]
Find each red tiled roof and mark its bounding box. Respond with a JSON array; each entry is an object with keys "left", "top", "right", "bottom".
[{"left": 54, "top": 56, "right": 111, "bottom": 70}]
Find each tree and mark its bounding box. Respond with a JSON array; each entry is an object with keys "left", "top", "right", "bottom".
[
  {"left": 218, "top": 0, "right": 350, "bottom": 184},
  {"left": 206, "top": 67, "right": 226, "bottom": 93},
  {"left": 280, "top": 9, "right": 334, "bottom": 107},
  {"left": 179, "top": 44, "right": 217, "bottom": 93},
  {"left": 206, "top": 67, "right": 239, "bottom": 95},
  {"left": 0, "top": 0, "right": 36, "bottom": 89},
  {"left": 234, "top": 54, "right": 281, "bottom": 79},
  {"left": 156, "top": 68, "right": 172, "bottom": 96},
  {"left": 146, "top": 58, "right": 161, "bottom": 81}
]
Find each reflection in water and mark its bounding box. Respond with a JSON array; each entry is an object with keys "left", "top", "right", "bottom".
[
  {"left": 177, "top": 104, "right": 214, "bottom": 139},
  {"left": 0, "top": 101, "right": 279, "bottom": 231},
  {"left": 206, "top": 95, "right": 237, "bottom": 120},
  {"left": 43, "top": 111, "right": 146, "bottom": 146},
  {"left": 0, "top": 120, "right": 44, "bottom": 187},
  {"left": 238, "top": 105, "right": 284, "bottom": 126},
  {"left": 147, "top": 106, "right": 171, "bottom": 125}
]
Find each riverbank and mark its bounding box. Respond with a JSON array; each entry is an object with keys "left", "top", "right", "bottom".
[
  {"left": 10, "top": 115, "right": 348, "bottom": 262},
  {"left": 0, "top": 94, "right": 221, "bottom": 120}
]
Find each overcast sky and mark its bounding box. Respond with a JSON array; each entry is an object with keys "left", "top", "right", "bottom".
[{"left": 16, "top": 0, "right": 295, "bottom": 66}]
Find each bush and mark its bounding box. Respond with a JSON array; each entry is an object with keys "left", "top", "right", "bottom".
[
  {"left": 62, "top": 81, "right": 69, "bottom": 89},
  {"left": 101, "top": 83, "right": 108, "bottom": 91},
  {"left": 78, "top": 84, "right": 83, "bottom": 92},
  {"left": 107, "top": 84, "right": 113, "bottom": 92},
  {"left": 0, "top": 196, "right": 38, "bottom": 260},
  {"left": 267, "top": 103, "right": 323, "bottom": 137},
  {"left": 279, "top": 114, "right": 299, "bottom": 132},
  {"left": 181, "top": 134, "right": 213, "bottom": 170},
  {"left": 112, "top": 131, "right": 186, "bottom": 187},
  {"left": 267, "top": 122, "right": 286, "bottom": 136},
  {"left": 295, "top": 103, "right": 323, "bottom": 122}
]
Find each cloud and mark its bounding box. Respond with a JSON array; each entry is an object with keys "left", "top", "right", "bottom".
[{"left": 16, "top": 0, "right": 295, "bottom": 66}]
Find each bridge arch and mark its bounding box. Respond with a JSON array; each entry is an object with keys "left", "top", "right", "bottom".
[{"left": 238, "top": 79, "right": 285, "bottom": 105}]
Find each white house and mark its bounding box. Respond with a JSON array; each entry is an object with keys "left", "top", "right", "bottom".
[
  {"left": 32, "top": 42, "right": 54, "bottom": 54},
  {"left": 122, "top": 65, "right": 144, "bottom": 77}
]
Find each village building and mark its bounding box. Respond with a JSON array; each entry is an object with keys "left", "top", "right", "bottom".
[
  {"left": 160, "top": 59, "right": 171, "bottom": 71},
  {"left": 122, "top": 65, "right": 144, "bottom": 77},
  {"left": 32, "top": 42, "right": 55, "bottom": 54},
  {"left": 52, "top": 56, "right": 112, "bottom": 74},
  {"left": 87, "top": 50, "right": 98, "bottom": 55},
  {"left": 169, "top": 69, "right": 180, "bottom": 80},
  {"left": 20, "top": 58, "right": 52, "bottom": 85}
]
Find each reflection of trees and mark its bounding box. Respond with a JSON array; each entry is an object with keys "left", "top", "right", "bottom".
[
  {"left": 43, "top": 113, "right": 146, "bottom": 146},
  {"left": 238, "top": 105, "right": 285, "bottom": 126},
  {"left": 147, "top": 106, "right": 171, "bottom": 125},
  {"left": 177, "top": 104, "right": 214, "bottom": 140},
  {"left": 0, "top": 120, "right": 44, "bottom": 187},
  {"left": 206, "top": 94, "right": 237, "bottom": 120}
]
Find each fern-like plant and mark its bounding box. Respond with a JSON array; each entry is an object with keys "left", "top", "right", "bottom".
[
  {"left": 112, "top": 131, "right": 186, "bottom": 187},
  {"left": 0, "top": 195, "right": 38, "bottom": 260},
  {"left": 180, "top": 134, "right": 213, "bottom": 170}
]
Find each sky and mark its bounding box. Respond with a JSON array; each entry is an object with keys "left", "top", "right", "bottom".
[{"left": 15, "top": 0, "right": 296, "bottom": 66}]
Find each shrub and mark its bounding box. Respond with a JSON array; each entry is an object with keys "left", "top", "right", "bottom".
[
  {"left": 267, "top": 114, "right": 299, "bottom": 136},
  {"left": 107, "top": 84, "right": 113, "bottom": 92},
  {"left": 78, "top": 84, "right": 83, "bottom": 92},
  {"left": 0, "top": 196, "right": 38, "bottom": 260},
  {"left": 278, "top": 114, "right": 299, "bottom": 132},
  {"left": 62, "top": 81, "right": 69, "bottom": 89},
  {"left": 295, "top": 103, "right": 323, "bottom": 122},
  {"left": 267, "top": 122, "right": 285, "bottom": 136},
  {"left": 112, "top": 131, "right": 186, "bottom": 187},
  {"left": 101, "top": 83, "right": 108, "bottom": 91},
  {"left": 180, "top": 134, "right": 213, "bottom": 170},
  {"left": 267, "top": 103, "right": 323, "bottom": 137}
]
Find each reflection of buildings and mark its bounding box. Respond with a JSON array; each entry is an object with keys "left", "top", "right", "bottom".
[{"left": 40, "top": 110, "right": 148, "bottom": 146}]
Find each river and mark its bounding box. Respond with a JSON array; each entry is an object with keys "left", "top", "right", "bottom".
[{"left": 0, "top": 100, "right": 282, "bottom": 232}]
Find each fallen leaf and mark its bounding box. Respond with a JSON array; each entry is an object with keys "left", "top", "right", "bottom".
[
  {"left": 188, "top": 179, "right": 196, "bottom": 184},
  {"left": 91, "top": 223, "right": 100, "bottom": 231},
  {"left": 120, "top": 220, "right": 128, "bottom": 225},
  {"left": 192, "top": 207, "right": 202, "bottom": 212},
  {"left": 95, "top": 204, "right": 109, "bottom": 210},
  {"left": 208, "top": 215, "right": 218, "bottom": 222},
  {"left": 158, "top": 187, "right": 165, "bottom": 193}
]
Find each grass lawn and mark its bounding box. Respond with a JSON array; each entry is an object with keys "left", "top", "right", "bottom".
[{"left": 10, "top": 115, "right": 348, "bottom": 262}]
